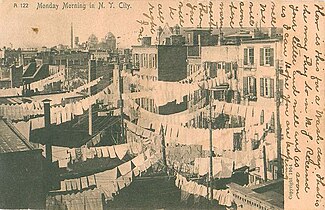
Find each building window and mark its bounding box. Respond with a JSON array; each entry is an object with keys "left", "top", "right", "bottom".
[
  {"left": 134, "top": 54, "right": 139, "bottom": 68},
  {"left": 265, "top": 48, "right": 271, "bottom": 64},
  {"left": 225, "top": 62, "right": 231, "bottom": 73},
  {"left": 260, "top": 47, "right": 274, "bottom": 66},
  {"left": 260, "top": 78, "right": 275, "bottom": 98},
  {"left": 233, "top": 132, "right": 242, "bottom": 151},
  {"left": 149, "top": 54, "right": 152, "bottom": 68},
  {"left": 244, "top": 48, "right": 254, "bottom": 65},
  {"left": 252, "top": 133, "right": 260, "bottom": 150},
  {"left": 187, "top": 33, "right": 192, "bottom": 44},
  {"left": 243, "top": 76, "right": 257, "bottom": 100},
  {"left": 153, "top": 54, "right": 157, "bottom": 68},
  {"left": 260, "top": 110, "right": 264, "bottom": 125}
]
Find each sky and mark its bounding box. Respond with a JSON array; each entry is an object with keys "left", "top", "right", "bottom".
[{"left": 0, "top": 0, "right": 157, "bottom": 49}]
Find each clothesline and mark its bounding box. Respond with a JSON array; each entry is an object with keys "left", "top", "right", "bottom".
[
  {"left": 53, "top": 148, "right": 161, "bottom": 198},
  {"left": 49, "top": 150, "right": 161, "bottom": 210},
  {"left": 0, "top": 102, "right": 44, "bottom": 120},
  {"left": 0, "top": 78, "right": 108, "bottom": 120},
  {"left": 30, "top": 71, "right": 66, "bottom": 91},
  {"left": 72, "top": 76, "right": 103, "bottom": 93},
  {"left": 48, "top": 120, "right": 158, "bottom": 168},
  {"left": 193, "top": 157, "right": 233, "bottom": 178},
  {"left": 0, "top": 71, "right": 66, "bottom": 97},
  {"left": 0, "top": 87, "right": 23, "bottom": 97},
  {"left": 26, "top": 85, "right": 115, "bottom": 129},
  {"left": 175, "top": 172, "right": 234, "bottom": 208}
]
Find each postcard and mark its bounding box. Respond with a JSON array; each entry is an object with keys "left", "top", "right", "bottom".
[{"left": 0, "top": 0, "right": 324, "bottom": 209}]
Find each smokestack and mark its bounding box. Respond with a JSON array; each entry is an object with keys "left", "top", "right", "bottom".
[{"left": 71, "top": 23, "right": 74, "bottom": 49}]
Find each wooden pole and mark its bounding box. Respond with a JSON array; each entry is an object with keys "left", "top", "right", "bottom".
[
  {"left": 275, "top": 58, "right": 282, "bottom": 179},
  {"left": 160, "top": 125, "right": 167, "bottom": 172}
]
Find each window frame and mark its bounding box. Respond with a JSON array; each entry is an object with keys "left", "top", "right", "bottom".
[
  {"left": 260, "top": 77, "right": 275, "bottom": 98},
  {"left": 244, "top": 47, "right": 255, "bottom": 66},
  {"left": 265, "top": 48, "right": 271, "bottom": 65}
]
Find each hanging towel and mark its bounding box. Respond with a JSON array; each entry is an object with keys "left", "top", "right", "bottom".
[
  {"left": 88, "top": 175, "right": 96, "bottom": 186},
  {"left": 116, "top": 176, "right": 126, "bottom": 191},
  {"left": 132, "top": 153, "right": 145, "bottom": 167},
  {"left": 58, "top": 158, "right": 69, "bottom": 168},
  {"left": 65, "top": 180, "right": 72, "bottom": 191},
  {"left": 101, "top": 147, "right": 109, "bottom": 157},
  {"left": 108, "top": 146, "right": 117, "bottom": 158},
  {"left": 95, "top": 147, "right": 102, "bottom": 158},
  {"left": 114, "top": 144, "right": 128, "bottom": 160},
  {"left": 60, "top": 181, "right": 67, "bottom": 191},
  {"left": 118, "top": 160, "right": 132, "bottom": 176},
  {"left": 133, "top": 167, "right": 141, "bottom": 177},
  {"left": 80, "top": 177, "right": 88, "bottom": 189}
]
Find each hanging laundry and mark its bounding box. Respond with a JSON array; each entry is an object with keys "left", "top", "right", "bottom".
[
  {"left": 88, "top": 175, "right": 96, "bottom": 186},
  {"left": 114, "top": 143, "right": 129, "bottom": 160},
  {"left": 108, "top": 146, "right": 117, "bottom": 158},
  {"left": 118, "top": 160, "right": 132, "bottom": 176},
  {"left": 132, "top": 153, "right": 145, "bottom": 167},
  {"left": 31, "top": 117, "right": 45, "bottom": 130},
  {"left": 101, "top": 147, "right": 109, "bottom": 158},
  {"left": 133, "top": 166, "right": 141, "bottom": 177},
  {"left": 95, "top": 167, "right": 118, "bottom": 188},
  {"left": 56, "top": 110, "right": 62, "bottom": 125},
  {"left": 68, "top": 148, "right": 76, "bottom": 161},
  {"left": 194, "top": 157, "right": 233, "bottom": 178},
  {"left": 13, "top": 120, "right": 31, "bottom": 141},
  {"left": 116, "top": 176, "right": 126, "bottom": 191},
  {"left": 95, "top": 147, "right": 102, "bottom": 158},
  {"left": 60, "top": 180, "right": 66, "bottom": 191},
  {"left": 65, "top": 180, "right": 73, "bottom": 191}
]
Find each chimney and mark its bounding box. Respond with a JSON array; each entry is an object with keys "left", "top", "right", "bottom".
[
  {"left": 269, "top": 27, "right": 276, "bottom": 38},
  {"left": 219, "top": 31, "right": 224, "bottom": 45},
  {"left": 43, "top": 99, "right": 52, "bottom": 163},
  {"left": 141, "top": 37, "right": 152, "bottom": 46},
  {"left": 174, "top": 24, "right": 180, "bottom": 35},
  {"left": 157, "top": 26, "right": 163, "bottom": 44},
  {"left": 74, "top": 37, "right": 79, "bottom": 47}
]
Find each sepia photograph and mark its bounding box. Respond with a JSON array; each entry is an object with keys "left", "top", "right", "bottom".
[{"left": 0, "top": 0, "right": 324, "bottom": 209}]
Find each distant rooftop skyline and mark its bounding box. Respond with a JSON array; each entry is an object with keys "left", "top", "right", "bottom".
[{"left": 0, "top": 0, "right": 282, "bottom": 49}]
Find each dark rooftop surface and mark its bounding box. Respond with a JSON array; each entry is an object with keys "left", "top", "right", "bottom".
[
  {"left": 30, "top": 107, "right": 121, "bottom": 148},
  {"left": 0, "top": 119, "right": 33, "bottom": 153},
  {"left": 22, "top": 62, "right": 37, "bottom": 78}
]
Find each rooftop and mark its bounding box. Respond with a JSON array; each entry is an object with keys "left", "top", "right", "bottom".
[
  {"left": 0, "top": 119, "right": 34, "bottom": 153},
  {"left": 228, "top": 179, "right": 284, "bottom": 209}
]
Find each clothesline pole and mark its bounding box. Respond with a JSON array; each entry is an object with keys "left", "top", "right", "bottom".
[
  {"left": 117, "top": 54, "right": 125, "bottom": 144},
  {"left": 208, "top": 89, "right": 214, "bottom": 204},
  {"left": 275, "top": 58, "right": 282, "bottom": 179},
  {"left": 88, "top": 56, "right": 96, "bottom": 136},
  {"left": 160, "top": 125, "right": 167, "bottom": 173},
  {"left": 67, "top": 60, "right": 70, "bottom": 92},
  {"left": 263, "top": 144, "right": 268, "bottom": 182}
]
